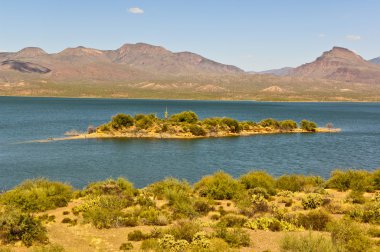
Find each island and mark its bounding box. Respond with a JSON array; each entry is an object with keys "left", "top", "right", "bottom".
[{"left": 52, "top": 111, "right": 340, "bottom": 141}]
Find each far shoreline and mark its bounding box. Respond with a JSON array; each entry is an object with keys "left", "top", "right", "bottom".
[{"left": 1, "top": 95, "right": 380, "bottom": 103}]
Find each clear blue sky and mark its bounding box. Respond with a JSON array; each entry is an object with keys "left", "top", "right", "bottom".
[{"left": 1, "top": 0, "right": 379, "bottom": 71}]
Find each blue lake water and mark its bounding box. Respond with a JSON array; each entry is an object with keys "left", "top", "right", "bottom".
[{"left": 0, "top": 96, "right": 379, "bottom": 190}]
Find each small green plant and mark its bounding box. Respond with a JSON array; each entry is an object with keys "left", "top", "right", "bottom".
[
  {"left": 111, "top": 114, "right": 134, "bottom": 129},
  {"left": 328, "top": 220, "right": 373, "bottom": 252},
  {"left": 0, "top": 179, "right": 73, "bottom": 212},
  {"left": 214, "top": 227, "right": 250, "bottom": 248},
  {"left": 189, "top": 125, "right": 207, "bottom": 136},
  {"left": 128, "top": 230, "right": 147, "bottom": 241},
  {"left": 297, "top": 209, "right": 331, "bottom": 231},
  {"left": 301, "top": 193, "right": 323, "bottom": 209},
  {"left": 168, "top": 220, "right": 201, "bottom": 242},
  {"left": 119, "top": 242, "right": 134, "bottom": 251},
  {"left": 0, "top": 208, "right": 48, "bottom": 247},
  {"left": 170, "top": 111, "right": 198, "bottom": 123},
  {"left": 281, "top": 232, "right": 336, "bottom": 252},
  {"left": 218, "top": 214, "right": 248, "bottom": 227},
  {"left": 300, "top": 120, "right": 317, "bottom": 132},
  {"left": 239, "top": 171, "right": 276, "bottom": 195},
  {"left": 194, "top": 171, "right": 243, "bottom": 200}
]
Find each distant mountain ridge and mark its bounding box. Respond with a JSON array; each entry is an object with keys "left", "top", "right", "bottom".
[
  {"left": 288, "top": 47, "right": 380, "bottom": 84},
  {"left": 369, "top": 57, "right": 380, "bottom": 65},
  {"left": 1, "top": 43, "right": 380, "bottom": 101},
  {"left": 0, "top": 43, "right": 243, "bottom": 79}
]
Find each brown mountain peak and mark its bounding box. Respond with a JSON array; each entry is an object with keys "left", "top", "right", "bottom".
[
  {"left": 317, "top": 46, "right": 364, "bottom": 63},
  {"left": 15, "top": 47, "right": 47, "bottom": 58}
]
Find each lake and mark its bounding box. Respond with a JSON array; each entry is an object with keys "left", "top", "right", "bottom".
[{"left": 0, "top": 96, "right": 379, "bottom": 190}]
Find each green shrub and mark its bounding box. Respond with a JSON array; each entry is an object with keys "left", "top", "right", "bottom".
[
  {"left": 81, "top": 177, "right": 137, "bottom": 198},
  {"left": 134, "top": 114, "right": 156, "bottom": 130},
  {"left": 221, "top": 118, "right": 241, "bottom": 133},
  {"left": 328, "top": 220, "right": 373, "bottom": 252},
  {"left": 141, "top": 238, "right": 160, "bottom": 251},
  {"left": 194, "top": 171, "right": 243, "bottom": 200},
  {"left": 170, "top": 111, "right": 198, "bottom": 123},
  {"left": 0, "top": 208, "right": 48, "bottom": 247},
  {"left": 347, "top": 201, "right": 380, "bottom": 224},
  {"left": 32, "top": 244, "right": 65, "bottom": 252},
  {"left": 279, "top": 120, "right": 298, "bottom": 131},
  {"left": 218, "top": 214, "right": 248, "bottom": 228},
  {"left": 78, "top": 195, "right": 137, "bottom": 229},
  {"left": 139, "top": 207, "right": 169, "bottom": 226},
  {"left": 119, "top": 242, "right": 134, "bottom": 251},
  {"left": 297, "top": 209, "right": 331, "bottom": 231},
  {"left": 0, "top": 179, "right": 73, "bottom": 212},
  {"left": 346, "top": 190, "right": 366, "bottom": 204},
  {"left": 239, "top": 171, "right": 276, "bottom": 195},
  {"left": 214, "top": 227, "right": 250, "bottom": 248},
  {"left": 111, "top": 113, "right": 134, "bottom": 129},
  {"left": 300, "top": 120, "right": 317, "bottom": 132},
  {"left": 166, "top": 190, "right": 197, "bottom": 219},
  {"left": 147, "top": 178, "right": 192, "bottom": 200},
  {"left": 193, "top": 198, "right": 214, "bottom": 215},
  {"left": 128, "top": 230, "right": 147, "bottom": 241},
  {"left": 327, "top": 169, "right": 373, "bottom": 192},
  {"left": 168, "top": 220, "right": 201, "bottom": 242},
  {"left": 281, "top": 233, "right": 336, "bottom": 252},
  {"left": 259, "top": 118, "right": 280, "bottom": 129},
  {"left": 373, "top": 169, "right": 380, "bottom": 189},
  {"left": 189, "top": 125, "right": 207, "bottom": 136},
  {"left": 301, "top": 193, "right": 323, "bottom": 209},
  {"left": 97, "top": 123, "right": 111, "bottom": 132},
  {"left": 244, "top": 217, "right": 298, "bottom": 231},
  {"left": 276, "top": 175, "right": 323, "bottom": 192}
]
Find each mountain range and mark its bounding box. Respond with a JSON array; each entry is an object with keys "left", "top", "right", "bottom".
[{"left": 1, "top": 43, "right": 380, "bottom": 101}]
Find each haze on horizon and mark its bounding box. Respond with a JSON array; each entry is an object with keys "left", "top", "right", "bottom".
[{"left": 0, "top": 0, "right": 379, "bottom": 71}]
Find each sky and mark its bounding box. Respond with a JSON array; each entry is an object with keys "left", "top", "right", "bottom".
[{"left": 0, "top": 0, "right": 379, "bottom": 71}]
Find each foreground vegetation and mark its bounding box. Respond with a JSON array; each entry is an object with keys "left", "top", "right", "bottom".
[
  {"left": 60, "top": 111, "right": 338, "bottom": 141},
  {"left": 0, "top": 169, "right": 379, "bottom": 251}
]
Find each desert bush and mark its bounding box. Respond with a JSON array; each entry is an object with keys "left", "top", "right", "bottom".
[
  {"left": 168, "top": 220, "right": 202, "bottom": 242},
  {"left": 297, "top": 209, "right": 331, "bottom": 231},
  {"left": 373, "top": 169, "right": 380, "bottom": 189},
  {"left": 218, "top": 214, "right": 248, "bottom": 228},
  {"left": 158, "top": 234, "right": 189, "bottom": 251},
  {"left": 194, "top": 171, "right": 243, "bottom": 200},
  {"left": 119, "top": 242, "right": 133, "bottom": 251},
  {"left": 301, "top": 193, "right": 323, "bottom": 209},
  {"left": 193, "top": 198, "right": 214, "bottom": 215},
  {"left": 279, "top": 120, "right": 298, "bottom": 131},
  {"left": 141, "top": 238, "right": 160, "bottom": 251},
  {"left": 134, "top": 114, "right": 156, "bottom": 130},
  {"left": 81, "top": 177, "right": 137, "bottom": 198},
  {"left": 128, "top": 230, "right": 148, "bottom": 241},
  {"left": 300, "top": 120, "right": 317, "bottom": 132},
  {"left": 0, "top": 208, "right": 48, "bottom": 247},
  {"left": 139, "top": 207, "right": 169, "bottom": 226},
  {"left": 0, "top": 179, "right": 73, "bottom": 212},
  {"left": 170, "top": 111, "right": 198, "bottom": 123},
  {"left": 346, "top": 190, "right": 366, "bottom": 204},
  {"left": 221, "top": 118, "right": 241, "bottom": 133},
  {"left": 281, "top": 233, "right": 336, "bottom": 252},
  {"left": 259, "top": 118, "right": 280, "bottom": 129},
  {"left": 111, "top": 113, "right": 134, "bottom": 129},
  {"left": 276, "top": 175, "right": 323, "bottom": 192},
  {"left": 78, "top": 195, "right": 137, "bottom": 228},
  {"left": 327, "top": 169, "right": 374, "bottom": 192},
  {"left": 146, "top": 177, "right": 192, "bottom": 200},
  {"left": 214, "top": 227, "right": 250, "bottom": 248},
  {"left": 347, "top": 201, "right": 380, "bottom": 224},
  {"left": 239, "top": 171, "right": 276, "bottom": 195},
  {"left": 32, "top": 244, "right": 65, "bottom": 252},
  {"left": 328, "top": 220, "right": 373, "bottom": 252},
  {"left": 166, "top": 190, "right": 197, "bottom": 219},
  {"left": 244, "top": 217, "right": 298, "bottom": 232},
  {"left": 97, "top": 123, "right": 111, "bottom": 132},
  {"left": 189, "top": 125, "right": 207, "bottom": 136}
]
